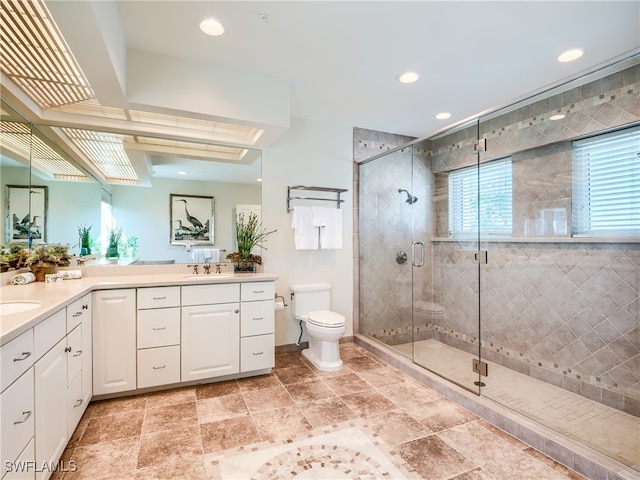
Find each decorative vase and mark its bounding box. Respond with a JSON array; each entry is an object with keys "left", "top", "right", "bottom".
[
  {"left": 30, "top": 261, "right": 57, "bottom": 282},
  {"left": 233, "top": 260, "right": 256, "bottom": 273}
]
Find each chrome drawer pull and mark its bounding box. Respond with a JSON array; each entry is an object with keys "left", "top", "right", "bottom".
[
  {"left": 73, "top": 350, "right": 83, "bottom": 357},
  {"left": 152, "top": 327, "right": 167, "bottom": 331},
  {"left": 13, "top": 352, "right": 31, "bottom": 362},
  {"left": 252, "top": 316, "right": 264, "bottom": 321},
  {"left": 152, "top": 296, "right": 167, "bottom": 300},
  {"left": 253, "top": 290, "right": 264, "bottom": 294},
  {"left": 73, "top": 311, "right": 82, "bottom": 317},
  {"left": 14, "top": 411, "right": 32, "bottom": 424},
  {"left": 252, "top": 351, "right": 264, "bottom": 356},
  {"left": 153, "top": 365, "right": 166, "bottom": 370},
  {"left": 74, "top": 399, "right": 83, "bottom": 407}
]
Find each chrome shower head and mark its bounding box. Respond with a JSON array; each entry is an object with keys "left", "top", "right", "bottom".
[{"left": 398, "top": 188, "right": 418, "bottom": 204}]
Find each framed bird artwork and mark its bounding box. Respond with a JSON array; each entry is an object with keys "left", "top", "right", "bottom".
[
  {"left": 6, "top": 185, "right": 48, "bottom": 244},
  {"left": 169, "top": 193, "right": 214, "bottom": 246}
]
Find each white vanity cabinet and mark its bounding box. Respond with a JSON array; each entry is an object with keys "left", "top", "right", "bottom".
[
  {"left": 240, "top": 282, "right": 275, "bottom": 372},
  {"left": 136, "top": 287, "right": 181, "bottom": 389},
  {"left": 181, "top": 283, "right": 240, "bottom": 382},
  {"left": 92, "top": 289, "right": 136, "bottom": 395}
]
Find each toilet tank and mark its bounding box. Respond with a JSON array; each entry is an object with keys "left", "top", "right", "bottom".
[{"left": 290, "top": 283, "right": 332, "bottom": 317}]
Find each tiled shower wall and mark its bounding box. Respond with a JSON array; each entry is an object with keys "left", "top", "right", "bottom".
[{"left": 355, "top": 62, "right": 639, "bottom": 415}]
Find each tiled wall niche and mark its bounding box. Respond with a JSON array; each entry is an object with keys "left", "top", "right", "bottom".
[{"left": 355, "top": 60, "right": 639, "bottom": 416}]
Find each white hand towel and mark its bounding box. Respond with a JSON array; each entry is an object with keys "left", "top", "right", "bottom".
[
  {"left": 10, "top": 272, "right": 36, "bottom": 285},
  {"left": 291, "top": 206, "right": 319, "bottom": 250},
  {"left": 312, "top": 206, "right": 326, "bottom": 227},
  {"left": 320, "top": 208, "right": 343, "bottom": 249},
  {"left": 191, "top": 248, "right": 220, "bottom": 262},
  {"left": 61, "top": 270, "right": 82, "bottom": 280}
]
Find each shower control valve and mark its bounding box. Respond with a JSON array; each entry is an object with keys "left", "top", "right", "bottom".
[{"left": 395, "top": 251, "right": 408, "bottom": 264}]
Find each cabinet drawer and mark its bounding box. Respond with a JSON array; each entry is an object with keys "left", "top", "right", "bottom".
[
  {"left": 67, "top": 370, "right": 84, "bottom": 436},
  {"left": 137, "top": 308, "right": 180, "bottom": 348},
  {"left": 1, "top": 368, "right": 34, "bottom": 468},
  {"left": 4, "top": 437, "right": 34, "bottom": 480},
  {"left": 241, "top": 282, "right": 275, "bottom": 302},
  {"left": 137, "top": 346, "right": 180, "bottom": 389},
  {"left": 33, "top": 308, "right": 66, "bottom": 361},
  {"left": 182, "top": 283, "right": 239, "bottom": 306},
  {"left": 241, "top": 300, "right": 275, "bottom": 337},
  {"left": 1, "top": 329, "right": 34, "bottom": 392},
  {"left": 66, "top": 324, "right": 83, "bottom": 387},
  {"left": 66, "top": 294, "right": 91, "bottom": 333},
  {"left": 137, "top": 287, "right": 181, "bottom": 309},
  {"left": 241, "top": 334, "right": 274, "bottom": 372}
]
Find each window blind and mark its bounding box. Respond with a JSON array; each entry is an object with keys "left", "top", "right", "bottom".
[
  {"left": 449, "top": 158, "right": 512, "bottom": 237},
  {"left": 572, "top": 126, "right": 640, "bottom": 236}
]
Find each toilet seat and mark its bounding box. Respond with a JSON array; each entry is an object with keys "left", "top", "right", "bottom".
[{"left": 307, "top": 310, "right": 345, "bottom": 328}]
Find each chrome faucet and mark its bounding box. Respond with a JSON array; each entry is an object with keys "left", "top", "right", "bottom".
[
  {"left": 203, "top": 259, "right": 211, "bottom": 274},
  {"left": 187, "top": 264, "right": 199, "bottom": 274},
  {"left": 215, "top": 263, "right": 227, "bottom": 274},
  {"left": 76, "top": 256, "right": 95, "bottom": 267}
]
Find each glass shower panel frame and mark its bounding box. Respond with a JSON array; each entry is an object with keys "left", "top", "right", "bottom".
[
  {"left": 411, "top": 123, "right": 483, "bottom": 395},
  {"left": 358, "top": 146, "right": 415, "bottom": 356},
  {"left": 475, "top": 54, "right": 640, "bottom": 471}
]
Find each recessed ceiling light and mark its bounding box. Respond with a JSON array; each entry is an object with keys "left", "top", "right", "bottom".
[
  {"left": 557, "top": 49, "right": 584, "bottom": 63},
  {"left": 436, "top": 112, "right": 451, "bottom": 120},
  {"left": 177, "top": 170, "right": 188, "bottom": 175},
  {"left": 549, "top": 114, "right": 565, "bottom": 121},
  {"left": 200, "top": 17, "right": 224, "bottom": 36},
  {"left": 397, "top": 71, "right": 419, "bottom": 84}
]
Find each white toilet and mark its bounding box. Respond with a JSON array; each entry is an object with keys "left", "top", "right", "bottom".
[{"left": 290, "top": 283, "right": 346, "bottom": 372}]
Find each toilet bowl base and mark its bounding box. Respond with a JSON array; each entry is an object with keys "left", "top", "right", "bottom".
[{"left": 302, "top": 347, "right": 343, "bottom": 372}]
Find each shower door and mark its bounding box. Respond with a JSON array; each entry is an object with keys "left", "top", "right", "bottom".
[
  {"left": 411, "top": 126, "right": 483, "bottom": 395},
  {"left": 358, "top": 133, "right": 483, "bottom": 395}
]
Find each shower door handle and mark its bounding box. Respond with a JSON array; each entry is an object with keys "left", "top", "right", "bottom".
[{"left": 412, "top": 241, "right": 425, "bottom": 267}]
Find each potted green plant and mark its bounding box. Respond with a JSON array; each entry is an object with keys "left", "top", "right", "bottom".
[
  {"left": 77, "top": 224, "right": 92, "bottom": 256},
  {"left": 226, "top": 212, "right": 276, "bottom": 272},
  {"left": 25, "top": 243, "right": 72, "bottom": 281},
  {"left": 105, "top": 226, "right": 122, "bottom": 259}
]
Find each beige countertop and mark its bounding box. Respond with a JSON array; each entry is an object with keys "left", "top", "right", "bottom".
[{"left": 0, "top": 266, "right": 277, "bottom": 347}]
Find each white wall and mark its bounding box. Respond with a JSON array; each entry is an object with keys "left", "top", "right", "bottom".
[{"left": 261, "top": 117, "right": 354, "bottom": 346}]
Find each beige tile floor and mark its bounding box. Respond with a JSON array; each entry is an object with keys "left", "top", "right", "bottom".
[
  {"left": 392, "top": 339, "right": 640, "bottom": 473},
  {"left": 54, "top": 343, "right": 589, "bottom": 480}
]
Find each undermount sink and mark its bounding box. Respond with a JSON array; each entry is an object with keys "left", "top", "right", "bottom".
[
  {"left": 0, "top": 301, "right": 42, "bottom": 315},
  {"left": 183, "top": 274, "right": 233, "bottom": 280}
]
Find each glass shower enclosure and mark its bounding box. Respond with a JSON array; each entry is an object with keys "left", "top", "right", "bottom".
[{"left": 358, "top": 55, "right": 639, "bottom": 472}]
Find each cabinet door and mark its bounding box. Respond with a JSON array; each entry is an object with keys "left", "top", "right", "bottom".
[
  {"left": 92, "top": 290, "right": 136, "bottom": 396},
  {"left": 181, "top": 304, "right": 240, "bottom": 382},
  {"left": 34, "top": 339, "right": 68, "bottom": 480}
]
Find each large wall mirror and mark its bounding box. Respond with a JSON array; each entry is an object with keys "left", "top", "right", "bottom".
[{"left": 1, "top": 100, "right": 262, "bottom": 264}]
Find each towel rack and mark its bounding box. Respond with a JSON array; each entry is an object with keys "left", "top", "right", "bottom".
[{"left": 286, "top": 185, "right": 348, "bottom": 213}]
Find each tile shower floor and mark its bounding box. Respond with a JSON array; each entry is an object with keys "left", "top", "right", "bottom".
[
  {"left": 54, "top": 343, "right": 590, "bottom": 480},
  {"left": 392, "top": 339, "right": 640, "bottom": 473}
]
